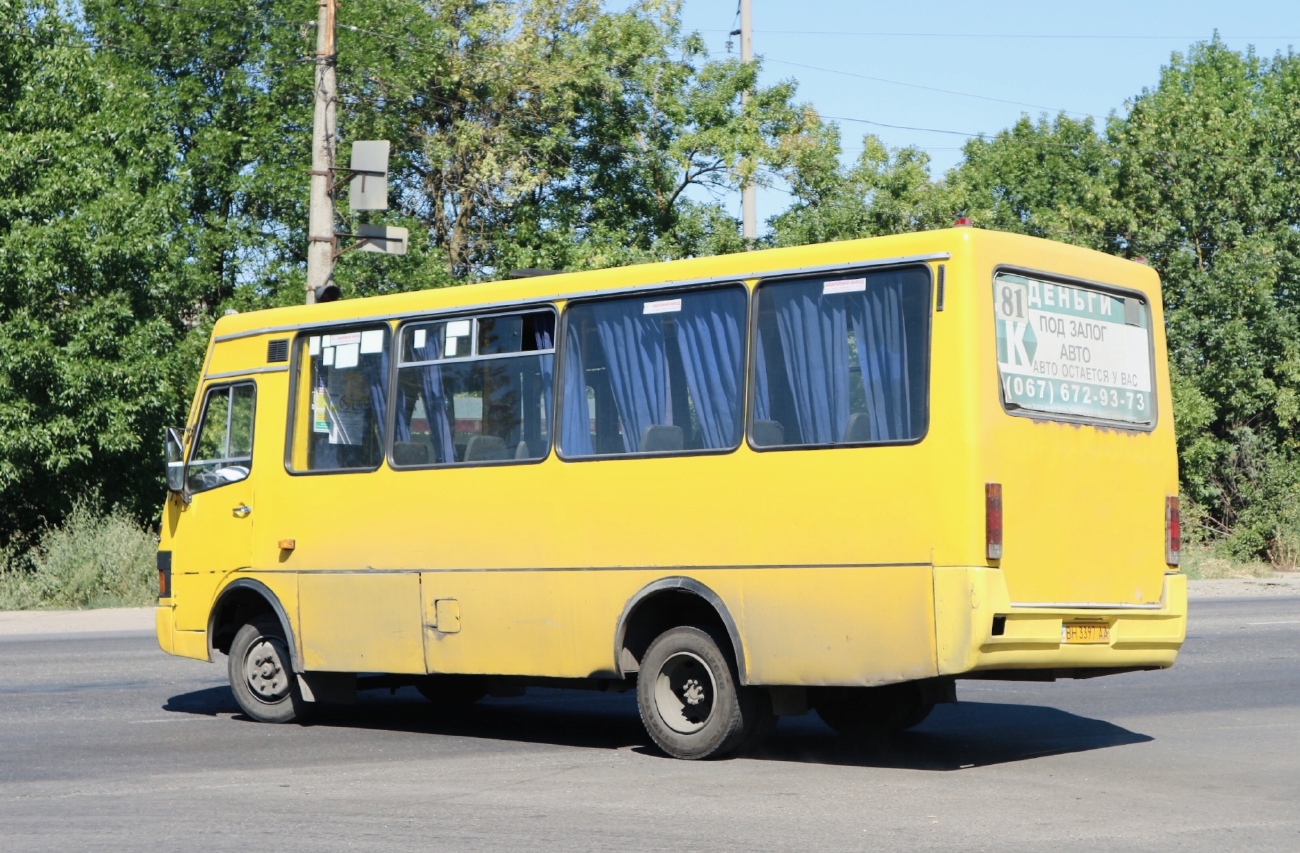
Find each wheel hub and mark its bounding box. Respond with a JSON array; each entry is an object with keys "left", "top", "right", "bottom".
[
  {"left": 654, "top": 651, "right": 716, "bottom": 734},
  {"left": 244, "top": 636, "right": 290, "bottom": 703}
]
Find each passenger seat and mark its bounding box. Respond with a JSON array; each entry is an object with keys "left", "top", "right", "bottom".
[
  {"left": 464, "top": 434, "right": 509, "bottom": 461},
  {"left": 639, "top": 424, "right": 683, "bottom": 453}
]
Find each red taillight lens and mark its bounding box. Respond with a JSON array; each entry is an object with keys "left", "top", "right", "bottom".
[
  {"left": 986, "top": 482, "right": 1003, "bottom": 561},
  {"left": 1166, "top": 495, "right": 1181, "bottom": 566}
]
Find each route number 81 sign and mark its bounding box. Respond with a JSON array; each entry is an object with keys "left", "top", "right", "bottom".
[{"left": 994, "top": 272, "right": 1154, "bottom": 425}]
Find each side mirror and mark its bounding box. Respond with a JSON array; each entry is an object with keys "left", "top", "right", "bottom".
[{"left": 165, "top": 427, "right": 187, "bottom": 494}]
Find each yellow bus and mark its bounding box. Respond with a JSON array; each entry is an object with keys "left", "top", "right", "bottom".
[{"left": 156, "top": 227, "right": 1186, "bottom": 759}]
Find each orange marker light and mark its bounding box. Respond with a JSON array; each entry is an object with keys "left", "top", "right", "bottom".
[{"left": 278, "top": 539, "right": 296, "bottom": 551}]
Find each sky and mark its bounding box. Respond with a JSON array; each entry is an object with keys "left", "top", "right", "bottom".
[{"left": 614, "top": 0, "right": 1299, "bottom": 228}]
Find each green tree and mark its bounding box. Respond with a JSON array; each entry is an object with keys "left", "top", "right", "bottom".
[
  {"left": 83, "top": 0, "right": 321, "bottom": 308},
  {"left": 1112, "top": 39, "right": 1300, "bottom": 557},
  {"left": 944, "top": 114, "right": 1119, "bottom": 252},
  {"left": 0, "top": 1, "right": 201, "bottom": 543},
  {"left": 770, "top": 127, "right": 945, "bottom": 246},
  {"left": 341, "top": 0, "right": 819, "bottom": 278}
]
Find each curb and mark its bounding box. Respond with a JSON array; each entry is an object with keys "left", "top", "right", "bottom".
[{"left": 0, "top": 606, "right": 155, "bottom": 638}]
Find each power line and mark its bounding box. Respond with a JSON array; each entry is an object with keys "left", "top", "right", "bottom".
[
  {"left": 768, "top": 58, "right": 1092, "bottom": 118},
  {"left": 824, "top": 113, "right": 1291, "bottom": 164},
  {"left": 701, "top": 28, "right": 1300, "bottom": 41}
]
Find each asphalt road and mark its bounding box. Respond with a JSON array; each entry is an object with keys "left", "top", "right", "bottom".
[{"left": 1, "top": 597, "right": 1298, "bottom": 852}]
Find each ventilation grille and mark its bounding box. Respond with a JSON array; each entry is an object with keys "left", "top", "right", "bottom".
[{"left": 266, "top": 338, "right": 289, "bottom": 363}]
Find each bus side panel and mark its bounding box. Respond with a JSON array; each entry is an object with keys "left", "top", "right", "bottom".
[
  {"left": 416, "top": 566, "right": 938, "bottom": 687},
  {"left": 419, "top": 569, "right": 646, "bottom": 678},
  {"left": 734, "top": 566, "right": 938, "bottom": 686},
  {"left": 298, "top": 571, "right": 425, "bottom": 674}
]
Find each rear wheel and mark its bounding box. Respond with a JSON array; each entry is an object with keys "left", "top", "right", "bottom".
[
  {"left": 415, "top": 675, "right": 487, "bottom": 712},
  {"left": 228, "top": 615, "right": 307, "bottom": 723},
  {"left": 636, "top": 626, "right": 775, "bottom": 760},
  {"left": 813, "top": 683, "right": 934, "bottom": 740}
]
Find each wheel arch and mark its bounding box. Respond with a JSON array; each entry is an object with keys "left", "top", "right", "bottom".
[
  {"left": 207, "top": 578, "right": 302, "bottom": 673},
  {"left": 614, "top": 577, "right": 748, "bottom": 685}
]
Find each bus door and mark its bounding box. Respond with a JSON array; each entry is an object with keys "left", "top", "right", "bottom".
[{"left": 173, "top": 381, "right": 257, "bottom": 631}]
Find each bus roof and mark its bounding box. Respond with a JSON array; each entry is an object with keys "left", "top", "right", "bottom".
[{"left": 212, "top": 227, "right": 1158, "bottom": 340}]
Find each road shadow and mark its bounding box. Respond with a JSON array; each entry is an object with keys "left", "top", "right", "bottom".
[
  {"left": 162, "top": 684, "right": 1150, "bottom": 770},
  {"left": 748, "top": 701, "right": 1152, "bottom": 769},
  {"left": 163, "top": 684, "right": 241, "bottom": 716}
]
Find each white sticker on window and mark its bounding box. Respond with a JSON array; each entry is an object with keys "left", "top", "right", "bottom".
[
  {"left": 360, "top": 329, "right": 384, "bottom": 354},
  {"left": 309, "top": 336, "right": 320, "bottom": 356},
  {"left": 447, "top": 319, "right": 472, "bottom": 338},
  {"left": 327, "top": 332, "right": 361, "bottom": 347},
  {"left": 335, "top": 342, "right": 360, "bottom": 369},
  {"left": 644, "top": 298, "right": 682, "bottom": 315},
  {"left": 823, "top": 278, "right": 866, "bottom": 295},
  {"left": 413, "top": 329, "right": 427, "bottom": 350},
  {"left": 323, "top": 346, "right": 334, "bottom": 366},
  {"left": 444, "top": 336, "right": 458, "bottom": 357},
  {"left": 312, "top": 388, "right": 329, "bottom": 433}
]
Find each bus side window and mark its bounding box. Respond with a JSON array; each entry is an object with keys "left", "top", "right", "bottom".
[
  {"left": 392, "top": 309, "right": 555, "bottom": 467},
  {"left": 559, "top": 285, "right": 748, "bottom": 458},
  {"left": 289, "top": 326, "right": 391, "bottom": 472},
  {"left": 188, "top": 382, "right": 255, "bottom": 493},
  {"left": 751, "top": 266, "right": 930, "bottom": 448}
]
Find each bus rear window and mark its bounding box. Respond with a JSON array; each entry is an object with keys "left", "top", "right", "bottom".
[
  {"left": 750, "top": 266, "right": 930, "bottom": 448},
  {"left": 994, "top": 272, "right": 1153, "bottom": 426}
]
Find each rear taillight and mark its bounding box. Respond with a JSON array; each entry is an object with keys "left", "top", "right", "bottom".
[
  {"left": 1166, "top": 496, "right": 1181, "bottom": 566},
  {"left": 157, "top": 550, "right": 172, "bottom": 599},
  {"left": 986, "top": 482, "right": 1003, "bottom": 561}
]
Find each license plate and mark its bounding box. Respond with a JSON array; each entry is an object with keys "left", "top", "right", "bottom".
[{"left": 1062, "top": 622, "right": 1110, "bottom": 644}]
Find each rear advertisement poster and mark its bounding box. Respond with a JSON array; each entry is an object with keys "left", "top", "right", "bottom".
[{"left": 994, "top": 273, "right": 1153, "bottom": 425}]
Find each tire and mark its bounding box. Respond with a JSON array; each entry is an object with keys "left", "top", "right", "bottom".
[
  {"left": 814, "top": 683, "right": 934, "bottom": 740},
  {"left": 415, "top": 675, "right": 487, "bottom": 711},
  {"left": 228, "top": 615, "right": 307, "bottom": 723},
  {"left": 637, "top": 626, "right": 775, "bottom": 760}
]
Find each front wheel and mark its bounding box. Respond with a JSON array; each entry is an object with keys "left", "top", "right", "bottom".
[
  {"left": 636, "top": 626, "right": 774, "bottom": 760},
  {"left": 228, "top": 615, "right": 307, "bottom": 723}
]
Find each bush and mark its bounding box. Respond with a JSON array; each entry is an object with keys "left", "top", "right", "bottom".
[
  {"left": 1179, "top": 543, "right": 1277, "bottom": 580},
  {"left": 0, "top": 502, "right": 157, "bottom": 610}
]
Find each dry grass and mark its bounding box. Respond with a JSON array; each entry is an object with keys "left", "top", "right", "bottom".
[
  {"left": 1179, "top": 543, "right": 1278, "bottom": 580},
  {"left": 0, "top": 502, "right": 157, "bottom": 610}
]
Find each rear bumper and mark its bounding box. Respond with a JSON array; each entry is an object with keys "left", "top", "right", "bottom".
[{"left": 933, "top": 567, "right": 1186, "bottom": 677}]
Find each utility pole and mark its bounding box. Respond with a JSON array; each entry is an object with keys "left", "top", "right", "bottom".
[
  {"left": 306, "top": 0, "right": 338, "bottom": 305},
  {"left": 739, "top": 0, "right": 756, "bottom": 245}
]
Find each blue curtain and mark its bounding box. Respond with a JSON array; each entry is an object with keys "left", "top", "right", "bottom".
[
  {"left": 560, "top": 321, "right": 595, "bottom": 456},
  {"left": 562, "top": 292, "right": 747, "bottom": 456},
  {"left": 769, "top": 284, "right": 851, "bottom": 445},
  {"left": 364, "top": 344, "right": 389, "bottom": 451},
  {"left": 753, "top": 332, "right": 771, "bottom": 423},
  {"left": 675, "top": 290, "right": 745, "bottom": 448},
  {"left": 591, "top": 301, "right": 669, "bottom": 453},
  {"left": 535, "top": 316, "right": 555, "bottom": 439},
  {"left": 848, "top": 277, "right": 912, "bottom": 441},
  {"left": 395, "top": 326, "right": 455, "bottom": 464}
]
